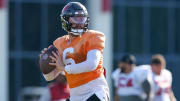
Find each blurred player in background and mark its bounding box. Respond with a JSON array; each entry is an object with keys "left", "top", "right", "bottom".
[
  {"left": 40, "top": 73, "right": 70, "bottom": 101},
  {"left": 135, "top": 54, "right": 177, "bottom": 101},
  {"left": 111, "top": 54, "right": 153, "bottom": 101},
  {"left": 150, "top": 54, "right": 176, "bottom": 101},
  {"left": 40, "top": 2, "right": 109, "bottom": 101}
]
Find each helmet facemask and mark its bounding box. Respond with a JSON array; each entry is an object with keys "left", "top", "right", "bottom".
[
  {"left": 69, "top": 16, "right": 88, "bottom": 36},
  {"left": 60, "top": 2, "right": 89, "bottom": 36}
]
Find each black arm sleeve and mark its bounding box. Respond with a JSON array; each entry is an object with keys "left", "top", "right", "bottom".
[{"left": 142, "top": 79, "right": 153, "bottom": 101}]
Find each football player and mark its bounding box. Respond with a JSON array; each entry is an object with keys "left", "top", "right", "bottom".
[
  {"left": 150, "top": 54, "right": 176, "bottom": 101},
  {"left": 111, "top": 54, "right": 153, "bottom": 101},
  {"left": 39, "top": 73, "right": 70, "bottom": 101},
  {"left": 134, "top": 54, "right": 177, "bottom": 101},
  {"left": 40, "top": 2, "right": 109, "bottom": 101}
]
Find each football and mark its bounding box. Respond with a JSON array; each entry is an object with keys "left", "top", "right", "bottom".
[{"left": 39, "top": 45, "right": 58, "bottom": 74}]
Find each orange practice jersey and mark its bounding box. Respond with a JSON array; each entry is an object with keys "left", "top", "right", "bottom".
[{"left": 53, "top": 30, "right": 105, "bottom": 88}]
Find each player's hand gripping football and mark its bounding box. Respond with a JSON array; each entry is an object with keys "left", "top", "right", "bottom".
[
  {"left": 39, "top": 45, "right": 52, "bottom": 57},
  {"left": 49, "top": 51, "right": 65, "bottom": 71}
]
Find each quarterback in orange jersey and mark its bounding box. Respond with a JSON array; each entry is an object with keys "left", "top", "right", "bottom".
[{"left": 41, "top": 2, "right": 109, "bottom": 101}]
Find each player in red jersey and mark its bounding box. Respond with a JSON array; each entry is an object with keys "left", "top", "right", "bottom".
[{"left": 40, "top": 73, "right": 70, "bottom": 101}]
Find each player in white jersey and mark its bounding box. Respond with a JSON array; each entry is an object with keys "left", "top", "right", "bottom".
[
  {"left": 111, "top": 55, "right": 153, "bottom": 101},
  {"left": 150, "top": 54, "right": 177, "bottom": 101}
]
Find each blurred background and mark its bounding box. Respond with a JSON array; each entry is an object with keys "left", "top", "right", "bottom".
[{"left": 0, "top": 0, "right": 180, "bottom": 101}]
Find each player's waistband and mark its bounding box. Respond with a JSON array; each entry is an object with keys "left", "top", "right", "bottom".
[{"left": 70, "top": 74, "right": 108, "bottom": 96}]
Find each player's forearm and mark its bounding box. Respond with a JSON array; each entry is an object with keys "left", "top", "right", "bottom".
[
  {"left": 43, "top": 68, "right": 62, "bottom": 81},
  {"left": 170, "top": 90, "right": 177, "bottom": 101},
  {"left": 65, "top": 49, "right": 101, "bottom": 74}
]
